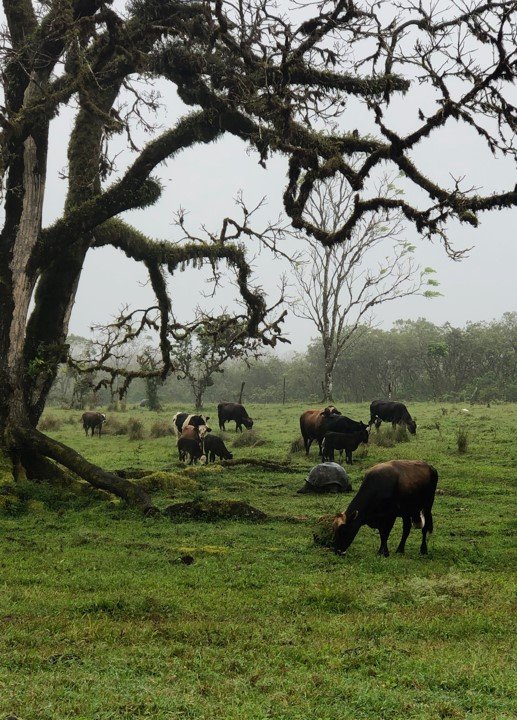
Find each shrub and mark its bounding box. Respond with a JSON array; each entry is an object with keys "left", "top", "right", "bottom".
[
  {"left": 133, "top": 472, "right": 198, "bottom": 493},
  {"left": 289, "top": 436, "right": 305, "bottom": 454},
  {"left": 127, "top": 417, "right": 145, "bottom": 441},
  {"left": 233, "top": 429, "right": 267, "bottom": 448},
  {"left": 457, "top": 426, "right": 469, "bottom": 454},
  {"left": 312, "top": 514, "right": 336, "bottom": 548},
  {"left": 394, "top": 425, "right": 410, "bottom": 443},
  {"left": 38, "top": 414, "right": 62, "bottom": 431},
  {"left": 102, "top": 417, "right": 126, "bottom": 436},
  {"left": 369, "top": 428, "right": 396, "bottom": 448},
  {"left": 150, "top": 420, "right": 172, "bottom": 438}
]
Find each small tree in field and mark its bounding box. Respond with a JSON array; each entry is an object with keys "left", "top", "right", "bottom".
[
  {"left": 138, "top": 348, "right": 162, "bottom": 411},
  {"left": 171, "top": 320, "right": 267, "bottom": 410},
  {"left": 293, "top": 176, "right": 440, "bottom": 401}
]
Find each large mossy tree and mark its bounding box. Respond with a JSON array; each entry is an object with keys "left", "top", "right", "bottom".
[{"left": 0, "top": 0, "right": 515, "bottom": 510}]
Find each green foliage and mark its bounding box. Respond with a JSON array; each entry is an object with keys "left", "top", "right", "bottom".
[
  {"left": 149, "top": 420, "right": 172, "bottom": 438},
  {"left": 232, "top": 429, "right": 267, "bottom": 448},
  {"left": 456, "top": 426, "right": 469, "bottom": 454},
  {"left": 127, "top": 417, "right": 145, "bottom": 440}
]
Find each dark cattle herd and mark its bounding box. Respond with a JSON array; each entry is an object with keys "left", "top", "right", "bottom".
[{"left": 79, "top": 397, "right": 442, "bottom": 557}]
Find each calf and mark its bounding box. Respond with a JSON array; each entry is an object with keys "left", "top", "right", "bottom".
[
  {"left": 321, "top": 427, "right": 369, "bottom": 465},
  {"left": 299, "top": 406, "right": 341, "bottom": 455},
  {"left": 81, "top": 411, "right": 106, "bottom": 437},
  {"left": 177, "top": 426, "right": 205, "bottom": 464},
  {"left": 204, "top": 434, "right": 233, "bottom": 463},
  {"left": 333, "top": 460, "right": 438, "bottom": 557},
  {"left": 369, "top": 400, "right": 416, "bottom": 434},
  {"left": 217, "top": 402, "right": 253, "bottom": 432},
  {"left": 172, "top": 412, "right": 210, "bottom": 438}
]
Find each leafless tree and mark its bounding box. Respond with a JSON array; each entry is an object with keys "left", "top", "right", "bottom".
[
  {"left": 0, "top": 1, "right": 515, "bottom": 511},
  {"left": 293, "top": 175, "right": 439, "bottom": 400}
]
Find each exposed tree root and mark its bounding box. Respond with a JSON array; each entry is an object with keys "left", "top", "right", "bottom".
[{"left": 12, "top": 426, "right": 156, "bottom": 512}]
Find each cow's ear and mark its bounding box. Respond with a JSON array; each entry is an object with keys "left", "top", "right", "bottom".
[
  {"left": 205, "top": 416, "right": 210, "bottom": 421},
  {"left": 332, "top": 512, "right": 346, "bottom": 530},
  {"left": 349, "top": 510, "right": 359, "bottom": 522}
]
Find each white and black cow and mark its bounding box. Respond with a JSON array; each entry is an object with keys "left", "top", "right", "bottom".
[{"left": 172, "top": 412, "right": 211, "bottom": 438}]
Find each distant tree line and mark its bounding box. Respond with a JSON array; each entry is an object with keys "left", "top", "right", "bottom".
[{"left": 49, "top": 314, "right": 516, "bottom": 408}]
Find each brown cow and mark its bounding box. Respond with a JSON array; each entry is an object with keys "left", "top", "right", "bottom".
[
  {"left": 333, "top": 460, "right": 438, "bottom": 557},
  {"left": 177, "top": 426, "right": 206, "bottom": 464},
  {"left": 299, "top": 406, "right": 341, "bottom": 455},
  {"left": 81, "top": 411, "right": 106, "bottom": 437}
]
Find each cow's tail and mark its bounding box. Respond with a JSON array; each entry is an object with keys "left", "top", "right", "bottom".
[{"left": 424, "top": 465, "right": 439, "bottom": 535}]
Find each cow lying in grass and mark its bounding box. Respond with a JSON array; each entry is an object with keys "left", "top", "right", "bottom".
[{"left": 333, "top": 460, "right": 438, "bottom": 557}]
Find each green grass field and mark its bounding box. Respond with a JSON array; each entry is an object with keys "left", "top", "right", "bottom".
[{"left": 1, "top": 402, "right": 516, "bottom": 719}]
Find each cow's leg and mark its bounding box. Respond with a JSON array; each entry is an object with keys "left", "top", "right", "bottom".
[
  {"left": 346, "top": 450, "right": 352, "bottom": 465},
  {"left": 375, "top": 418, "right": 381, "bottom": 430},
  {"left": 396, "top": 516, "right": 412, "bottom": 553},
  {"left": 420, "top": 509, "right": 433, "bottom": 555},
  {"left": 378, "top": 516, "right": 396, "bottom": 557}
]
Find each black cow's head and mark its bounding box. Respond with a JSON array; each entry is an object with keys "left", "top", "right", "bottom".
[
  {"left": 243, "top": 416, "right": 254, "bottom": 429},
  {"left": 407, "top": 418, "right": 417, "bottom": 435},
  {"left": 333, "top": 510, "right": 361, "bottom": 554}
]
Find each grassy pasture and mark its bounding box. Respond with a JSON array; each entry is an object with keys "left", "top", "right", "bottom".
[{"left": 1, "top": 402, "right": 516, "bottom": 719}]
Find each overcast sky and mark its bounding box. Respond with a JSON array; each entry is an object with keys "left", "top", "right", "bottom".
[{"left": 36, "top": 3, "right": 517, "bottom": 354}]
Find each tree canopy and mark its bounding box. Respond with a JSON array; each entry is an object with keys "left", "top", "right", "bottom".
[{"left": 0, "top": 0, "right": 515, "bottom": 509}]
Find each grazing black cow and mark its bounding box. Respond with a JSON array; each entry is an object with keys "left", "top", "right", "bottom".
[
  {"left": 217, "top": 402, "right": 253, "bottom": 432},
  {"left": 177, "top": 426, "right": 205, "bottom": 464},
  {"left": 204, "top": 434, "right": 233, "bottom": 463},
  {"left": 321, "top": 427, "right": 369, "bottom": 465},
  {"left": 369, "top": 400, "right": 416, "bottom": 434},
  {"left": 81, "top": 411, "right": 106, "bottom": 437},
  {"left": 172, "top": 412, "right": 210, "bottom": 437},
  {"left": 299, "top": 406, "right": 341, "bottom": 455},
  {"left": 333, "top": 460, "right": 438, "bottom": 557}
]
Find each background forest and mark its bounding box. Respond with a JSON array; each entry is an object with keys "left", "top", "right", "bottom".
[{"left": 51, "top": 313, "right": 517, "bottom": 408}]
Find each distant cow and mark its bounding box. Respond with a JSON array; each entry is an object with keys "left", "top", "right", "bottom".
[
  {"left": 172, "top": 412, "right": 210, "bottom": 438},
  {"left": 333, "top": 460, "right": 438, "bottom": 557},
  {"left": 321, "top": 427, "right": 369, "bottom": 465},
  {"left": 217, "top": 403, "right": 253, "bottom": 432},
  {"left": 369, "top": 400, "right": 417, "bottom": 434},
  {"left": 204, "top": 434, "right": 233, "bottom": 463},
  {"left": 177, "top": 426, "right": 205, "bottom": 464},
  {"left": 81, "top": 411, "right": 106, "bottom": 437},
  {"left": 299, "top": 406, "right": 341, "bottom": 455}
]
